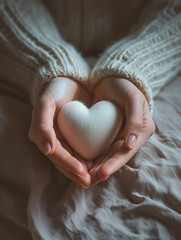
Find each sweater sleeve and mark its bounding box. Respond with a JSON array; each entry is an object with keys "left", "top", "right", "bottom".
[
  {"left": 0, "top": 0, "right": 90, "bottom": 104},
  {"left": 90, "top": 0, "right": 181, "bottom": 113}
]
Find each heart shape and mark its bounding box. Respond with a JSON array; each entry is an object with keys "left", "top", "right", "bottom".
[{"left": 57, "top": 100, "right": 122, "bottom": 160}]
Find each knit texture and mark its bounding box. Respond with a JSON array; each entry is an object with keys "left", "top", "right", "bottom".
[
  {"left": 0, "top": 0, "right": 90, "bottom": 104},
  {"left": 0, "top": 0, "right": 181, "bottom": 110},
  {"left": 90, "top": 0, "right": 181, "bottom": 112}
]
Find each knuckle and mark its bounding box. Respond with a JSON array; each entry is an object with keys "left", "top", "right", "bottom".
[
  {"left": 28, "top": 125, "right": 37, "bottom": 143},
  {"left": 127, "top": 87, "right": 143, "bottom": 101},
  {"left": 134, "top": 120, "right": 143, "bottom": 130},
  {"left": 32, "top": 122, "right": 46, "bottom": 136},
  {"left": 28, "top": 123, "right": 46, "bottom": 146},
  {"left": 128, "top": 119, "right": 143, "bottom": 131},
  {"left": 28, "top": 129, "right": 40, "bottom": 147},
  {"left": 36, "top": 97, "right": 46, "bottom": 111},
  {"left": 38, "top": 123, "right": 49, "bottom": 132},
  {"left": 36, "top": 93, "right": 54, "bottom": 110}
]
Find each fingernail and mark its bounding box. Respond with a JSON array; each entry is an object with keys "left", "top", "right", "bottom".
[
  {"left": 84, "top": 173, "right": 91, "bottom": 184},
  {"left": 127, "top": 135, "right": 137, "bottom": 149},
  {"left": 43, "top": 142, "right": 51, "bottom": 155},
  {"left": 81, "top": 174, "right": 91, "bottom": 189}
]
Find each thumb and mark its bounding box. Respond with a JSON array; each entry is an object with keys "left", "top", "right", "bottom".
[
  {"left": 28, "top": 95, "right": 57, "bottom": 155},
  {"left": 124, "top": 94, "right": 144, "bottom": 150}
]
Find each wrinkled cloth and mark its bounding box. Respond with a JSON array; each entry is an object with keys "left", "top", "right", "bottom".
[{"left": 0, "top": 74, "right": 181, "bottom": 240}]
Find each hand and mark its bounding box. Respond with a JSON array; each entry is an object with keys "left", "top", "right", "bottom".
[
  {"left": 89, "top": 76, "right": 155, "bottom": 185},
  {"left": 28, "top": 77, "right": 92, "bottom": 188}
]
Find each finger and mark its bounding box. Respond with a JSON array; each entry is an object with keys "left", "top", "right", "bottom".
[
  {"left": 61, "top": 140, "right": 73, "bottom": 155},
  {"left": 114, "top": 119, "right": 125, "bottom": 142},
  {"left": 124, "top": 92, "right": 144, "bottom": 150},
  {"left": 49, "top": 139, "right": 91, "bottom": 187},
  {"left": 90, "top": 140, "right": 123, "bottom": 172},
  {"left": 54, "top": 163, "right": 90, "bottom": 188},
  {"left": 89, "top": 148, "right": 111, "bottom": 185},
  {"left": 54, "top": 123, "right": 64, "bottom": 142},
  {"left": 73, "top": 151, "right": 88, "bottom": 172},
  {"left": 53, "top": 140, "right": 91, "bottom": 188},
  {"left": 28, "top": 95, "right": 56, "bottom": 155},
  {"left": 90, "top": 140, "right": 123, "bottom": 184},
  {"left": 90, "top": 145, "right": 111, "bottom": 172},
  {"left": 86, "top": 161, "right": 94, "bottom": 171},
  {"left": 61, "top": 140, "right": 90, "bottom": 174},
  {"left": 98, "top": 132, "right": 149, "bottom": 181}
]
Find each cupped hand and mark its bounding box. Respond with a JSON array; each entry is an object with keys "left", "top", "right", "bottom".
[
  {"left": 28, "top": 77, "right": 92, "bottom": 188},
  {"left": 89, "top": 76, "right": 155, "bottom": 185}
]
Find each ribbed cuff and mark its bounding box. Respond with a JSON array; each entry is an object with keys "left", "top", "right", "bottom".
[
  {"left": 31, "top": 43, "right": 90, "bottom": 104},
  {"left": 90, "top": 16, "right": 181, "bottom": 114},
  {"left": 90, "top": 60, "right": 154, "bottom": 114}
]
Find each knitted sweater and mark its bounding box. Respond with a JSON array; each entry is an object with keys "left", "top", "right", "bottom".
[{"left": 0, "top": 0, "right": 181, "bottom": 112}]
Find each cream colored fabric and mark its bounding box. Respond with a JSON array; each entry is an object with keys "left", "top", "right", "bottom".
[
  {"left": 0, "top": 74, "right": 181, "bottom": 239},
  {"left": 0, "top": 0, "right": 90, "bottom": 103},
  {"left": 0, "top": 0, "right": 181, "bottom": 110},
  {"left": 90, "top": 0, "right": 181, "bottom": 112}
]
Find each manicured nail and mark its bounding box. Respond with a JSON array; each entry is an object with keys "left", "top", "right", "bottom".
[
  {"left": 127, "top": 135, "right": 137, "bottom": 149},
  {"left": 82, "top": 174, "right": 91, "bottom": 188},
  {"left": 43, "top": 142, "right": 51, "bottom": 155}
]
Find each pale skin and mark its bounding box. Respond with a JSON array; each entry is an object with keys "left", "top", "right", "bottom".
[{"left": 28, "top": 77, "right": 155, "bottom": 188}]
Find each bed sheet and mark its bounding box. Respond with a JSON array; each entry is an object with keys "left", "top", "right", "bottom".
[{"left": 0, "top": 74, "right": 181, "bottom": 240}]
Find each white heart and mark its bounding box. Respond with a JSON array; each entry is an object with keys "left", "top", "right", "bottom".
[{"left": 57, "top": 100, "right": 122, "bottom": 160}]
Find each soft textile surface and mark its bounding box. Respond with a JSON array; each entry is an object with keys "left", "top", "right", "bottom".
[{"left": 0, "top": 74, "right": 181, "bottom": 240}]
